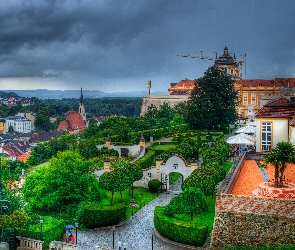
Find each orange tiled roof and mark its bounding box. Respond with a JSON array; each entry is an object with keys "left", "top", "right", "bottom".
[
  {"left": 18, "top": 152, "right": 31, "bottom": 162},
  {"left": 58, "top": 112, "right": 86, "bottom": 131}
]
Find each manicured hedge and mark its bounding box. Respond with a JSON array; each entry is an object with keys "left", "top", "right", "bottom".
[
  {"left": 78, "top": 203, "right": 126, "bottom": 228},
  {"left": 154, "top": 206, "right": 208, "bottom": 246},
  {"left": 135, "top": 150, "right": 156, "bottom": 169}
]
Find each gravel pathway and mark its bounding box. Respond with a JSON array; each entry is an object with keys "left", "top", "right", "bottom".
[{"left": 77, "top": 178, "right": 186, "bottom": 250}]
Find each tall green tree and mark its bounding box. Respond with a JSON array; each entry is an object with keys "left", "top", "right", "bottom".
[
  {"left": 23, "top": 151, "right": 100, "bottom": 212},
  {"left": 165, "top": 187, "right": 208, "bottom": 221},
  {"left": 185, "top": 66, "right": 238, "bottom": 129},
  {"left": 261, "top": 141, "right": 295, "bottom": 187}
]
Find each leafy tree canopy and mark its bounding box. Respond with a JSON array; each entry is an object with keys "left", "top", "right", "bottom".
[
  {"left": 185, "top": 66, "right": 238, "bottom": 129},
  {"left": 165, "top": 187, "right": 208, "bottom": 220},
  {"left": 23, "top": 150, "right": 100, "bottom": 212}
]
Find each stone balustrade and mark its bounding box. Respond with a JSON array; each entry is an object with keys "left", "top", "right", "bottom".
[
  {"left": 16, "top": 236, "right": 44, "bottom": 250},
  {"left": 49, "top": 241, "right": 78, "bottom": 250}
]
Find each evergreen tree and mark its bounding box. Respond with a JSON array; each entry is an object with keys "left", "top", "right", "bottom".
[{"left": 185, "top": 66, "right": 237, "bottom": 129}]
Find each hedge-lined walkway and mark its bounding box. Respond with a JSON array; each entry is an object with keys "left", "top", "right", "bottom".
[{"left": 77, "top": 178, "right": 198, "bottom": 250}]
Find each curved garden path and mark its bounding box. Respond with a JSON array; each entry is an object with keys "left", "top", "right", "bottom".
[{"left": 77, "top": 178, "right": 206, "bottom": 250}]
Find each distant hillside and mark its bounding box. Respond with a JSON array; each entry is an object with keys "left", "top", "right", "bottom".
[{"left": 4, "top": 89, "right": 166, "bottom": 99}]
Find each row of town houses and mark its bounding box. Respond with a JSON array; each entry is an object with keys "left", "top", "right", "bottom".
[{"left": 0, "top": 112, "right": 36, "bottom": 134}]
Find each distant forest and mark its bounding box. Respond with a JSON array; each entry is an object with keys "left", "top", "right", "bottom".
[
  {"left": 0, "top": 90, "right": 143, "bottom": 117},
  {"left": 44, "top": 97, "right": 143, "bottom": 117}
]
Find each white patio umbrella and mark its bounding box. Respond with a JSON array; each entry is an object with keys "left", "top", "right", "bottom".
[
  {"left": 235, "top": 125, "right": 256, "bottom": 134},
  {"left": 226, "top": 133, "right": 255, "bottom": 145}
]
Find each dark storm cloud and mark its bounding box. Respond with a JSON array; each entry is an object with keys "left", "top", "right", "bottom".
[{"left": 0, "top": 0, "right": 295, "bottom": 92}]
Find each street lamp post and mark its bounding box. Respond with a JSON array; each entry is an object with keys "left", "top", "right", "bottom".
[
  {"left": 151, "top": 228, "right": 154, "bottom": 250},
  {"left": 112, "top": 229, "right": 115, "bottom": 249},
  {"left": 75, "top": 222, "right": 78, "bottom": 245},
  {"left": 40, "top": 219, "right": 43, "bottom": 241}
]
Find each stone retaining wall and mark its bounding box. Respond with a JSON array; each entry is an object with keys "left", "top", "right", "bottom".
[{"left": 211, "top": 210, "right": 295, "bottom": 248}]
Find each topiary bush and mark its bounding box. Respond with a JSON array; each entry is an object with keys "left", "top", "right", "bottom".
[
  {"left": 148, "top": 179, "right": 161, "bottom": 193},
  {"left": 154, "top": 206, "right": 208, "bottom": 246},
  {"left": 77, "top": 202, "right": 126, "bottom": 228},
  {"left": 165, "top": 187, "right": 208, "bottom": 221}
]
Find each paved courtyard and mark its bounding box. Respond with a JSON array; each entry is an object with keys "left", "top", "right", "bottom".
[{"left": 77, "top": 178, "right": 205, "bottom": 250}]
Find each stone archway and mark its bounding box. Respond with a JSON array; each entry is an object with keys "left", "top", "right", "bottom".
[{"left": 158, "top": 155, "right": 196, "bottom": 191}]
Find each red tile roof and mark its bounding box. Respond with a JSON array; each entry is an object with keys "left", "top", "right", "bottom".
[
  {"left": 255, "top": 97, "right": 295, "bottom": 118},
  {"left": 242, "top": 78, "right": 295, "bottom": 88},
  {"left": 18, "top": 152, "right": 31, "bottom": 162},
  {"left": 58, "top": 112, "right": 86, "bottom": 131}
]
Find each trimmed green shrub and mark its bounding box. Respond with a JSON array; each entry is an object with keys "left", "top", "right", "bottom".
[
  {"left": 135, "top": 150, "right": 156, "bottom": 169},
  {"left": 148, "top": 179, "right": 161, "bottom": 193},
  {"left": 182, "top": 166, "right": 219, "bottom": 196},
  {"left": 165, "top": 187, "right": 208, "bottom": 221},
  {"left": 77, "top": 202, "right": 126, "bottom": 228},
  {"left": 154, "top": 206, "right": 208, "bottom": 246}
]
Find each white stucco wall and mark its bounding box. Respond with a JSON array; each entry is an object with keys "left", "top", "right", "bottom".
[
  {"left": 291, "top": 126, "right": 295, "bottom": 144},
  {"left": 256, "top": 118, "right": 289, "bottom": 152},
  {"left": 96, "top": 144, "right": 141, "bottom": 157},
  {"left": 94, "top": 155, "right": 196, "bottom": 189}
]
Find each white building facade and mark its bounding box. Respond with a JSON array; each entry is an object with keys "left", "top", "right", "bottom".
[{"left": 5, "top": 116, "right": 32, "bottom": 133}]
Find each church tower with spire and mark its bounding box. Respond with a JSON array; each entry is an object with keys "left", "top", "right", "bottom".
[
  {"left": 213, "top": 45, "right": 241, "bottom": 79},
  {"left": 79, "top": 87, "right": 86, "bottom": 122}
]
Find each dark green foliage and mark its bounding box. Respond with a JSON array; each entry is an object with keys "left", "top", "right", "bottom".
[
  {"left": 27, "top": 134, "right": 77, "bottom": 166},
  {"left": 135, "top": 150, "right": 156, "bottom": 169},
  {"left": 77, "top": 138, "right": 99, "bottom": 159},
  {"left": 185, "top": 66, "right": 238, "bottom": 129},
  {"left": 44, "top": 97, "right": 142, "bottom": 117},
  {"left": 148, "top": 179, "right": 161, "bottom": 193},
  {"left": 154, "top": 206, "right": 208, "bottom": 246},
  {"left": 160, "top": 138, "right": 199, "bottom": 162},
  {"left": 98, "top": 147, "right": 119, "bottom": 157},
  {"left": 182, "top": 166, "right": 219, "bottom": 196},
  {"left": 165, "top": 187, "right": 208, "bottom": 220},
  {"left": 35, "top": 106, "right": 52, "bottom": 132},
  {"left": 125, "top": 163, "right": 143, "bottom": 182},
  {"left": 17, "top": 216, "right": 64, "bottom": 247},
  {"left": 77, "top": 202, "right": 127, "bottom": 228}
]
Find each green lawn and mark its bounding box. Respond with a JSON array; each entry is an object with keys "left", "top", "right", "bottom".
[
  {"left": 223, "top": 161, "right": 234, "bottom": 174},
  {"left": 101, "top": 187, "right": 158, "bottom": 219},
  {"left": 147, "top": 144, "right": 176, "bottom": 151}
]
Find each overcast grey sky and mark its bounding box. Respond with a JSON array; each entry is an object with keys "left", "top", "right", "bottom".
[{"left": 0, "top": 0, "right": 295, "bottom": 93}]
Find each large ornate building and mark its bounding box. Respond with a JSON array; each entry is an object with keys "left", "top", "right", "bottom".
[{"left": 168, "top": 46, "right": 295, "bottom": 119}]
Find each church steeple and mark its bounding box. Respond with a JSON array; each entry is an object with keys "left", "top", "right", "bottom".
[
  {"left": 80, "top": 87, "right": 84, "bottom": 105},
  {"left": 79, "top": 87, "right": 86, "bottom": 122}
]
